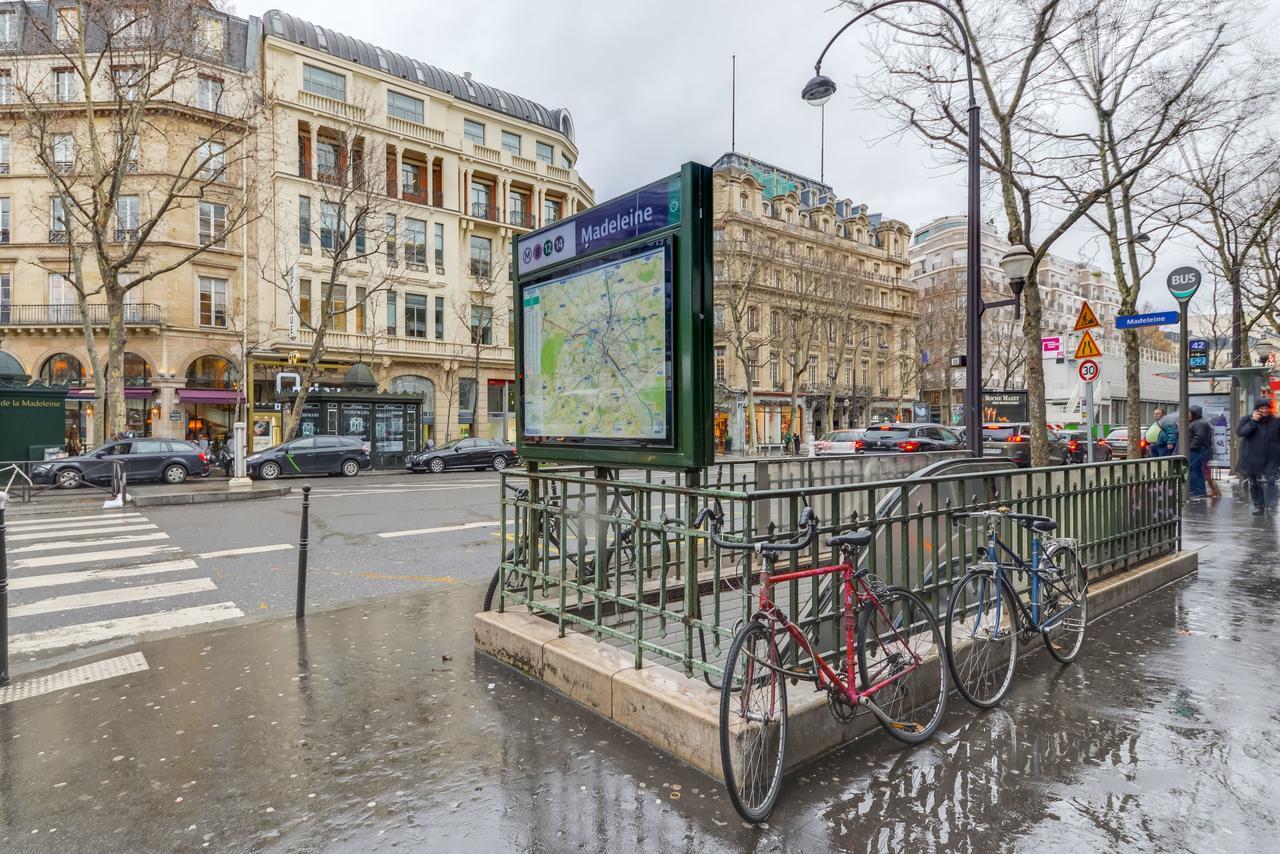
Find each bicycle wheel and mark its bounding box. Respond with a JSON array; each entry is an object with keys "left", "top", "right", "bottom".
[
  {"left": 482, "top": 545, "right": 525, "bottom": 611},
  {"left": 857, "top": 586, "right": 948, "bottom": 745},
  {"left": 945, "top": 569, "right": 1020, "bottom": 708},
  {"left": 1041, "top": 546, "right": 1088, "bottom": 664},
  {"left": 719, "top": 619, "right": 788, "bottom": 823}
]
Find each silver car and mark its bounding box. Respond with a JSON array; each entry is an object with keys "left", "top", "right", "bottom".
[{"left": 814, "top": 429, "right": 864, "bottom": 455}]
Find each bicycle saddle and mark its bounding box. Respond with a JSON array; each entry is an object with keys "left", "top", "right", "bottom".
[{"left": 826, "top": 529, "right": 873, "bottom": 549}]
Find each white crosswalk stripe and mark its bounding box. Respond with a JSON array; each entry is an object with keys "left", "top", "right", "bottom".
[{"left": 4, "top": 509, "right": 244, "bottom": 658}]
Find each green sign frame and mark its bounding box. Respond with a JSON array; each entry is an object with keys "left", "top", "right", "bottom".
[{"left": 512, "top": 161, "right": 714, "bottom": 470}]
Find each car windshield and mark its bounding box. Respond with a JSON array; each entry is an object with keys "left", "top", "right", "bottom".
[
  {"left": 866, "top": 426, "right": 910, "bottom": 439},
  {"left": 1106, "top": 429, "right": 1127, "bottom": 440},
  {"left": 820, "top": 431, "right": 856, "bottom": 442},
  {"left": 983, "top": 425, "right": 1019, "bottom": 440},
  {"left": 435, "top": 440, "right": 462, "bottom": 451}
]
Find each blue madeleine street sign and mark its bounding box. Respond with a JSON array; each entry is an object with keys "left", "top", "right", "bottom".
[
  {"left": 516, "top": 174, "right": 681, "bottom": 276},
  {"left": 1116, "top": 310, "right": 1180, "bottom": 329}
]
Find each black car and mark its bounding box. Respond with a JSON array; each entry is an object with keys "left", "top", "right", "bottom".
[
  {"left": 1056, "top": 429, "right": 1114, "bottom": 463},
  {"left": 246, "top": 435, "right": 371, "bottom": 480},
  {"left": 407, "top": 438, "right": 518, "bottom": 473},
  {"left": 982, "top": 423, "right": 1068, "bottom": 467},
  {"left": 32, "top": 438, "right": 211, "bottom": 488},
  {"left": 858, "top": 422, "right": 965, "bottom": 453}
]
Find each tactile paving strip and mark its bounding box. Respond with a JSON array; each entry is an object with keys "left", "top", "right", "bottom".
[{"left": 0, "top": 652, "right": 148, "bottom": 705}]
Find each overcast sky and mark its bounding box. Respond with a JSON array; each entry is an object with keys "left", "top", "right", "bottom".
[{"left": 235, "top": 0, "right": 1280, "bottom": 316}]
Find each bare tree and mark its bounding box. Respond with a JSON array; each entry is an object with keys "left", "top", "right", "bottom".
[
  {"left": 452, "top": 248, "right": 508, "bottom": 438},
  {"left": 777, "top": 250, "right": 828, "bottom": 437},
  {"left": 821, "top": 275, "right": 873, "bottom": 430},
  {"left": 715, "top": 231, "right": 776, "bottom": 452},
  {"left": 263, "top": 92, "right": 404, "bottom": 441},
  {"left": 10, "top": 0, "right": 259, "bottom": 437}
]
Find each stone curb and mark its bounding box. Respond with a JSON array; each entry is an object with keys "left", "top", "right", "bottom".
[{"left": 131, "top": 485, "right": 293, "bottom": 507}]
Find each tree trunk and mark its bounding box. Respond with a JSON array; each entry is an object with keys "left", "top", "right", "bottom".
[
  {"left": 281, "top": 330, "right": 326, "bottom": 441},
  {"left": 1021, "top": 267, "right": 1050, "bottom": 467},
  {"left": 743, "top": 387, "right": 756, "bottom": 454},
  {"left": 1124, "top": 329, "right": 1142, "bottom": 457},
  {"left": 105, "top": 290, "right": 127, "bottom": 438},
  {"left": 74, "top": 286, "right": 104, "bottom": 445}
]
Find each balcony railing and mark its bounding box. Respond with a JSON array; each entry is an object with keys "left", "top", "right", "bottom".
[
  {"left": 470, "top": 201, "right": 496, "bottom": 221},
  {"left": 0, "top": 162, "right": 10, "bottom": 175},
  {"left": 386, "top": 115, "right": 445, "bottom": 144},
  {"left": 0, "top": 303, "right": 163, "bottom": 326},
  {"left": 297, "top": 89, "right": 363, "bottom": 122},
  {"left": 49, "top": 229, "right": 68, "bottom": 243},
  {"left": 547, "top": 165, "right": 571, "bottom": 181},
  {"left": 0, "top": 228, "right": 8, "bottom": 244},
  {"left": 114, "top": 227, "right": 138, "bottom": 243},
  {"left": 472, "top": 144, "right": 502, "bottom": 164},
  {"left": 507, "top": 209, "right": 536, "bottom": 229}
]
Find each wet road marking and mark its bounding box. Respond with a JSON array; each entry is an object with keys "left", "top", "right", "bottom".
[
  {"left": 8, "top": 602, "right": 246, "bottom": 655},
  {"left": 4, "top": 513, "right": 148, "bottom": 532},
  {"left": 9, "top": 532, "right": 170, "bottom": 553},
  {"left": 0, "top": 652, "right": 150, "bottom": 707},
  {"left": 313, "top": 484, "right": 495, "bottom": 499},
  {"left": 355, "top": 571, "right": 457, "bottom": 583},
  {"left": 7, "top": 559, "right": 201, "bottom": 591},
  {"left": 5, "top": 522, "right": 159, "bottom": 541},
  {"left": 378, "top": 520, "right": 501, "bottom": 539},
  {"left": 13, "top": 544, "right": 182, "bottom": 570},
  {"left": 11, "top": 578, "right": 218, "bottom": 618},
  {"left": 198, "top": 544, "right": 294, "bottom": 559}
]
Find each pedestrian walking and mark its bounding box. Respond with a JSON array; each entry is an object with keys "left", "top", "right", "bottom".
[
  {"left": 1187, "top": 405, "right": 1212, "bottom": 498},
  {"left": 1236, "top": 399, "right": 1280, "bottom": 515},
  {"left": 781, "top": 430, "right": 792, "bottom": 456},
  {"left": 1144, "top": 409, "right": 1166, "bottom": 456},
  {"left": 793, "top": 433, "right": 803, "bottom": 455}
]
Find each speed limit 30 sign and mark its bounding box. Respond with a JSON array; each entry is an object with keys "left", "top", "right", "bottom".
[{"left": 1078, "top": 358, "right": 1100, "bottom": 383}]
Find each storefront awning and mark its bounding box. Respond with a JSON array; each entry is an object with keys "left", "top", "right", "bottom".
[
  {"left": 66, "top": 387, "right": 155, "bottom": 400},
  {"left": 177, "top": 388, "right": 245, "bottom": 404}
]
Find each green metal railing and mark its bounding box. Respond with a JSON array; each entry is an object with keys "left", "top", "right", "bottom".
[{"left": 495, "top": 457, "right": 1185, "bottom": 679}]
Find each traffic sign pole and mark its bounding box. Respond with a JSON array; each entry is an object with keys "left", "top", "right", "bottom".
[
  {"left": 1168, "top": 267, "right": 1201, "bottom": 461},
  {"left": 1085, "top": 380, "right": 1095, "bottom": 463}
]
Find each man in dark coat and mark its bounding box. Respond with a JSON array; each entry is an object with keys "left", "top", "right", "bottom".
[
  {"left": 1236, "top": 399, "right": 1280, "bottom": 514},
  {"left": 1187, "top": 405, "right": 1213, "bottom": 498}
]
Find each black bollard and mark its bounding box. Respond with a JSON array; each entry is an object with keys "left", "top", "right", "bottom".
[
  {"left": 1, "top": 491, "right": 9, "bottom": 686},
  {"left": 296, "top": 485, "right": 311, "bottom": 620}
]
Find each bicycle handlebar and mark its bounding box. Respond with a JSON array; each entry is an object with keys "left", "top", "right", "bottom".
[
  {"left": 695, "top": 502, "right": 818, "bottom": 554},
  {"left": 951, "top": 507, "right": 1055, "bottom": 525}
]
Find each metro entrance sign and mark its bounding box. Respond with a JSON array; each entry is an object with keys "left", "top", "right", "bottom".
[{"left": 512, "top": 162, "right": 715, "bottom": 470}]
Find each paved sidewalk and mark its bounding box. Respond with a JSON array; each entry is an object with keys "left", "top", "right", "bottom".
[{"left": 0, "top": 495, "right": 1276, "bottom": 853}]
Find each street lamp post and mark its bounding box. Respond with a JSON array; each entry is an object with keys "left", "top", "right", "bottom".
[{"left": 803, "top": 0, "right": 986, "bottom": 454}]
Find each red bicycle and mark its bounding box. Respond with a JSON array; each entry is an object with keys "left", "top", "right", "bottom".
[{"left": 696, "top": 502, "right": 949, "bottom": 822}]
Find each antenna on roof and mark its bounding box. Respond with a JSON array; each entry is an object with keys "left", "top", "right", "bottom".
[
  {"left": 731, "top": 54, "right": 736, "bottom": 153},
  {"left": 820, "top": 103, "right": 826, "bottom": 184}
]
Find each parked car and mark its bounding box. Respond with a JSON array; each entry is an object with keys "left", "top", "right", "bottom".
[
  {"left": 246, "top": 435, "right": 371, "bottom": 480},
  {"left": 1102, "top": 427, "right": 1149, "bottom": 459},
  {"left": 981, "top": 423, "right": 1068, "bottom": 467},
  {"left": 407, "top": 437, "right": 518, "bottom": 473},
  {"left": 1057, "top": 429, "right": 1114, "bottom": 463},
  {"left": 859, "top": 423, "right": 964, "bottom": 453},
  {"left": 32, "top": 438, "right": 211, "bottom": 488},
  {"left": 814, "top": 429, "right": 865, "bottom": 455}
]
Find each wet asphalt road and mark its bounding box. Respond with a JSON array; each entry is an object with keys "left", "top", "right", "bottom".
[{"left": 0, "top": 494, "right": 1276, "bottom": 852}]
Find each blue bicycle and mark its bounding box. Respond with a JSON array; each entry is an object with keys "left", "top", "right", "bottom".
[{"left": 944, "top": 507, "right": 1088, "bottom": 708}]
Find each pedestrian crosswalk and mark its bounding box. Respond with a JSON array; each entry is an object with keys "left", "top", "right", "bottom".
[{"left": 4, "top": 509, "right": 245, "bottom": 658}]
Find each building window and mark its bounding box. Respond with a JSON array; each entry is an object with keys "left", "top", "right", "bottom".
[
  {"left": 400, "top": 161, "right": 423, "bottom": 198},
  {"left": 197, "top": 76, "right": 223, "bottom": 112},
  {"left": 0, "top": 10, "right": 15, "bottom": 46},
  {"left": 715, "top": 346, "right": 726, "bottom": 383},
  {"left": 117, "top": 132, "right": 140, "bottom": 171},
  {"left": 0, "top": 135, "right": 9, "bottom": 173},
  {"left": 0, "top": 197, "right": 9, "bottom": 244},
  {"left": 112, "top": 66, "right": 141, "bottom": 101},
  {"left": 55, "top": 69, "right": 76, "bottom": 102},
  {"left": 404, "top": 217, "right": 426, "bottom": 265},
  {"left": 459, "top": 378, "right": 476, "bottom": 423},
  {"left": 463, "top": 118, "right": 485, "bottom": 146},
  {"left": 807, "top": 355, "right": 818, "bottom": 386},
  {"left": 434, "top": 295, "right": 445, "bottom": 340},
  {"left": 770, "top": 310, "right": 780, "bottom": 336},
  {"left": 769, "top": 352, "right": 780, "bottom": 387},
  {"left": 197, "top": 139, "right": 225, "bottom": 180},
  {"left": 198, "top": 201, "right": 227, "bottom": 247},
  {"left": 50, "top": 196, "right": 69, "bottom": 241},
  {"left": 387, "top": 90, "right": 424, "bottom": 123},
  {"left": 561, "top": 153, "right": 573, "bottom": 170},
  {"left": 298, "top": 196, "right": 311, "bottom": 247},
  {"left": 469, "top": 181, "right": 492, "bottom": 218},
  {"left": 542, "top": 197, "right": 562, "bottom": 224},
  {"left": 322, "top": 283, "right": 346, "bottom": 331},
  {"left": 470, "top": 305, "right": 493, "bottom": 345},
  {"left": 748, "top": 305, "right": 759, "bottom": 331},
  {"left": 500, "top": 130, "right": 521, "bottom": 155},
  {"left": 299, "top": 279, "right": 311, "bottom": 325},
  {"left": 535, "top": 141, "right": 553, "bottom": 164},
  {"left": 316, "top": 140, "right": 341, "bottom": 182},
  {"left": 469, "top": 235, "right": 492, "bottom": 279},
  {"left": 383, "top": 213, "right": 396, "bottom": 262},
  {"left": 0, "top": 273, "right": 9, "bottom": 323},
  {"left": 115, "top": 195, "right": 139, "bottom": 241},
  {"left": 355, "top": 286, "right": 366, "bottom": 333},
  {"left": 198, "top": 276, "right": 227, "bottom": 327},
  {"left": 746, "top": 350, "right": 758, "bottom": 387},
  {"left": 56, "top": 7, "right": 79, "bottom": 43},
  {"left": 303, "top": 64, "right": 346, "bottom": 101},
  {"left": 433, "top": 223, "right": 445, "bottom": 271},
  {"left": 197, "top": 17, "right": 223, "bottom": 53},
  {"left": 0, "top": 71, "right": 12, "bottom": 105},
  {"left": 52, "top": 133, "right": 74, "bottom": 172},
  {"left": 405, "top": 294, "right": 427, "bottom": 338},
  {"left": 713, "top": 303, "right": 725, "bottom": 330},
  {"left": 385, "top": 291, "right": 397, "bottom": 336}
]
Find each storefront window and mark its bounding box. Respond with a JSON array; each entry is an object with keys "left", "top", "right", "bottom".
[
  {"left": 123, "top": 352, "right": 152, "bottom": 387},
  {"left": 39, "top": 352, "right": 85, "bottom": 385},
  {"left": 376, "top": 404, "right": 404, "bottom": 453},
  {"left": 185, "top": 355, "right": 239, "bottom": 389},
  {"left": 341, "top": 402, "right": 371, "bottom": 439},
  {"left": 459, "top": 378, "right": 476, "bottom": 425},
  {"left": 388, "top": 375, "right": 434, "bottom": 445}
]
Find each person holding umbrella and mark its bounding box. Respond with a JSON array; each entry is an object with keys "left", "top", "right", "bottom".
[{"left": 1236, "top": 399, "right": 1280, "bottom": 515}]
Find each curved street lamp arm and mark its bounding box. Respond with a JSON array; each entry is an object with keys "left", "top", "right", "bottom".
[{"left": 812, "top": 0, "right": 977, "bottom": 108}]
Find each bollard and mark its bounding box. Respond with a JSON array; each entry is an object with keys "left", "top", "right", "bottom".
[
  {"left": 296, "top": 485, "right": 311, "bottom": 620},
  {"left": 1, "top": 491, "right": 9, "bottom": 686}
]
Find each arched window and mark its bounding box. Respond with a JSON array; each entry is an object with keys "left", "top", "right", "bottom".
[
  {"left": 121, "top": 352, "right": 152, "bottom": 386},
  {"left": 39, "top": 352, "right": 85, "bottom": 385},
  {"left": 388, "top": 374, "right": 435, "bottom": 416},
  {"left": 0, "top": 351, "right": 26, "bottom": 379},
  {"left": 185, "top": 355, "right": 239, "bottom": 389}
]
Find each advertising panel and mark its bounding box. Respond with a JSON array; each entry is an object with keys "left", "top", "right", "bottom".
[{"left": 1189, "top": 392, "right": 1231, "bottom": 468}]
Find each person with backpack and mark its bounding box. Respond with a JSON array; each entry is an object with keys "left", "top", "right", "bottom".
[
  {"left": 1237, "top": 399, "right": 1280, "bottom": 515},
  {"left": 1187, "top": 405, "right": 1213, "bottom": 498}
]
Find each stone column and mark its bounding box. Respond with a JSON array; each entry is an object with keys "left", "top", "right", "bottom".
[{"left": 153, "top": 377, "right": 183, "bottom": 440}]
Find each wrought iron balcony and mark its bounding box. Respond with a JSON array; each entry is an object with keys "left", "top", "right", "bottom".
[
  {"left": 0, "top": 303, "right": 163, "bottom": 326},
  {"left": 0, "top": 228, "right": 8, "bottom": 244},
  {"left": 507, "top": 209, "right": 537, "bottom": 229},
  {"left": 49, "top": 229, "right": 69, "bottom": 243},
  {"left": 114, "top": 227, "right": 138, "bottom": 243},
  {"left": 470, "top": 201, "right": 496, "bottom": 221}
]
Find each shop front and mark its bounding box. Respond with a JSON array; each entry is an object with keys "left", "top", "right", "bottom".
[
  {"left": 281, "top": 364, "right": 422, "bottom": 469},
  {"left": 180, "top": 355, "right": 244, "bottom": 452},
  {"left": 387, "top": 374, "right": 436, "bottom": 445}
]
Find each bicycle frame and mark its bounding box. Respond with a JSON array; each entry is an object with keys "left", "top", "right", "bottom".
[
  {"left": 984, "top": 530, "right": 1075, "bottom": 633},
  {"left": 752, "top": 556, "right": 923, "bottom": 708}
]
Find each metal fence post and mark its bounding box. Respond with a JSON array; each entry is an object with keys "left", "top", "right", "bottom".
[
  {"left": 296, "top": 485, "right": 311, "bottom": 620},
  {"left": 1, "top": 490, "right": 9, "bottom": 686}
]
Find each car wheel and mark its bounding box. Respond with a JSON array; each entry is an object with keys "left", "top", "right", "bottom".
[
  {"left": 56, "top": 468, "right": 83, "bottom": 489},
  {"left": 491, "top": 455, "right": 508, "bottom": 472},
  {"left": 259, "top": 461, "right": 281, "bottom": 480},
  {"left": 429, "top": 457, "right": 445, "bottom": 474},
  {"left": 163, "top": 463, "right": 188, "bottom": 485},
  {"left": 341, "top": 459, "right": 360, "bottom": 477}
]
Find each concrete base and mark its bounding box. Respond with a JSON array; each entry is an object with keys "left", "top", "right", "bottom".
[
  {"left": 132, "top": 484, "right": 292, "bottom": 507},
  {"left": 475, "top": 549, "right": 1198, "bottom": 782},
  {"left": 227, "top": 477, "right": 254, "bottom": 492}
]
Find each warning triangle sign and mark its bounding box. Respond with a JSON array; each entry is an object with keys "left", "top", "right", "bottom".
[
  {"left": 1074, "top": 301, "right": 1100, "bottom": 331},
  {"left": 1074, "top": 330, "right": 1102, "bottom": 359}
]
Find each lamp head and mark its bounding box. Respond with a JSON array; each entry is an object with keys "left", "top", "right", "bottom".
[
  {"left": 801, "top": 74, "right": 837, "bottom": 106},
  {"left": 999, "top": 244, "right": 1035, "bottom": 285}
]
